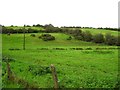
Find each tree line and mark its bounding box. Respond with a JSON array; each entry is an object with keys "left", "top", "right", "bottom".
[{"left": 1, "top": 24, "right": 120, "bottom": 34}]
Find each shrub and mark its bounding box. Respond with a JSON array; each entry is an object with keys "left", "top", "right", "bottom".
[
  {"left": 28, "top": 65, "right": 51, "bottom": 76},
  {"left": 72, "top": 29, "right": 82, "bottom": 36},
  {"left": 41, "top": 34, "right": 51, "bottom": 37},
  {"left": 42, "top": 36, "right": 55, "bottom": 41},
  {"left": 30, "top": 34, "right": 36, "bottom": 37},
  {"left": 39, "top": 34, "right": 55, "bottom": 41},
  {"left": 38, "top": 36, "right": 42, "bottom": 39},
  {"left": 74, "top": 35, "right": 83, "bottom": 40},
  {"left": 105, "top": 33, "right": 117, "bottom": 45},
  {"left": 115, "top": 36, "right": 120, "bottom": 46},
  {"left": 2, "top": 56, "right": 15, "bottom": 62},
  {"left": 82, "top": 31, "right": 93, "bottom": 42},
  {"left": 92, "top": 33, "right": 105, "bottom": 43},
  {"left": 7, "top": 33, "right": 11, "bottom": 36},
  {"left": 67, "top": 36, "right": 72, "bottom": 40}
]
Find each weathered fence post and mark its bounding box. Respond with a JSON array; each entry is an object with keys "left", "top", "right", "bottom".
[
  {"left": 6, "top": 61, "right": 12, "bottom": 80},
  {"left": 50, "top": 64, "right": 59, "bottom": 89}
]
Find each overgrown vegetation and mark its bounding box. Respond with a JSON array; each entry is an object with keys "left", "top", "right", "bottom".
[
  {"left": 92, "top": 33, "right": 105, "bottom": 43},
  {"left": 39, "top": 34, "right": 55, "bottom": 41},
  {"left": 30, "top": 34, "right": 36, "bottom": 37}
]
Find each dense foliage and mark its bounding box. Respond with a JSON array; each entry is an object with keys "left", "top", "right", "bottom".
[
  {"left": 92, "top": 33, "right": 105, "bottom": 43},
  {"left": 39, "top": 34, "right": 55, "bottom": 41}
]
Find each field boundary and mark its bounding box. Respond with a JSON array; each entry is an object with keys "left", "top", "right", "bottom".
[
  {"left": 7, "top": 47, "right": 120, "bottom": 51},
  {"left": 5, "top": 61, "right": 60, "bottom": 89},
  {"left": 5, "top": 62, "right": 40, "bottom": 89}
]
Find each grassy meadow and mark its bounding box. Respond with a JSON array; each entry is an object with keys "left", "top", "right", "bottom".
[
  {"left": 2, "top": 29, "right": 119, "bottom": 88},
  {"left": 81, "top": 28, "right": 119, "bottom": 36}
]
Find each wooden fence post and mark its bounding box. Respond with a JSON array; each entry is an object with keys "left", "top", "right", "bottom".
[
  {"left": 50, "top": 64, "right": 59, "bottom": 89},
  {"left": 6, "top": 61, "right": 12, "bottom": 80},
  {"left": 6, "top": 57, "right": 13, "bottom": 80}
]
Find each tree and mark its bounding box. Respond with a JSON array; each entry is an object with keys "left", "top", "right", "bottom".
[{"left": 44, "top": 24, "right": 55, "bottom": 33}]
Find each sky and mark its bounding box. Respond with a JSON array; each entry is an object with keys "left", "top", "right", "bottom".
[{"left": 0, "top": 0, "right": 119, "bottom": 28}]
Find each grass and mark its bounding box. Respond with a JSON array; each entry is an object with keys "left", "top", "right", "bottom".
[
  {"left": 3, "top": 33, "right": 110, "bottom": 50},
  {"left": 2, "top": 32, "right": 119, "bottom": 88},
  {"left": 63, "top": 28, "right": 119, "bottom": 36},
  {"left": 81, "top": 28, "right": 119, "bottom": 36}
]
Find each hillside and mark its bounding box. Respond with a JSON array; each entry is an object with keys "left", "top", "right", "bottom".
[{"left": 2, "top": 32, "right": 119, "bottom": 88}]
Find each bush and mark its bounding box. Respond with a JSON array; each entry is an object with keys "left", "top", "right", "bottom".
[
  {"left": 115, "top": 36, "right": 120, "bottom": 46},
  {"left": 72, "top": 29, "right": 82, "bottom": 36},
  {"left": 28, "top": 65, "right": 51, "bottom": 76},
  {"left": 82, "top": 31, "right": 93, "bottom": 42},
  {"left": 41, "top": 34, "right": 51, "bottom": 37},
  {"left": 67, "top": 36, "right": 72, "bottom": 40},
  {"left": 42, "top": 36, "right": 55, "bottom": 41},
  {"left": 30, "top": 34, "right": 36, "bottom": 37},
  {"left": 105, "top": 33, "right": 117, "bottom": 45},
  {"left": 38, "top": 36, "right": 42, "bottom": 39},
  {"left": 39, "top": 34, "right": 55, "bottom": 41},
  {"left": 74, "top": 30, "right": 92, "bottom": 41},
  {"left": 92, "top": 33, "right": 105, "bottom": 43},
  {"left": 7, "top": 33, "right": 11, "bottom": 36},
  {"left": 2, "top": 56, "right": 15, "bottom": 62},
  {"left": 74, "top": 35, "right": 83, "bottom": 40}
]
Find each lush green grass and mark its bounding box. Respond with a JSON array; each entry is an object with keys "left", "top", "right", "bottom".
[
  {"left": 81, "top": 28, "right": 119, "bottom": 36},
  {"left": 2, "top": 33, "right": 119, "bottom": 88},
  {"left": 3, "top": 33, "right": 107, "bottom": 50}
]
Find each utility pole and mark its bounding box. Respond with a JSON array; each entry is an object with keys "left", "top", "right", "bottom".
[{"left": 23, "top": 25, "right": 25, "bottom": 50}]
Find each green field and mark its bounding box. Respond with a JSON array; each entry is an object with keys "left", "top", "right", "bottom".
[
  {"left": 81, "top": 28, "right": 119, "bottom": 36},
  {"left": 62, "top": 28, "right": 119, "bottom": 36},
  {"left": 2, "top": 31, "right": 119, "bottom": 88}
]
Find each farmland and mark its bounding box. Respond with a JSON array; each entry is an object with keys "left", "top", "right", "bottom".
[
  {"left": 2, "top": 27, "right": 119, "bottom": 88},
  {"left": 81, "top": 28, "right": 119, "bottom": 36}
]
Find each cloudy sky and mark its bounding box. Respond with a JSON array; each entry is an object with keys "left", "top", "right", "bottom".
[{"left": 0, "top": 0, "right": 119, "bottom": 28}]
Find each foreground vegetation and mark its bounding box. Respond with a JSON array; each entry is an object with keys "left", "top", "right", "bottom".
[{"left": 2, "top": 32, "right": 119, "bottom": 88}]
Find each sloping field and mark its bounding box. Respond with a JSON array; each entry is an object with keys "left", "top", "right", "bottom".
[
  {"left": 2, "top": 33, "right": 119, "bottom": 88},
  {"left": 81, "top": 28, "right": 119, "bottom": 36}
]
